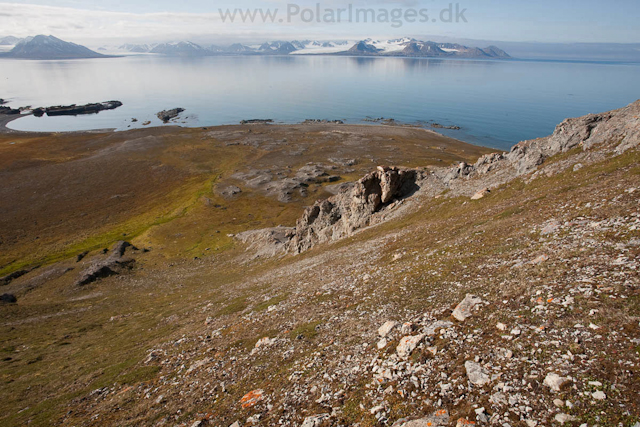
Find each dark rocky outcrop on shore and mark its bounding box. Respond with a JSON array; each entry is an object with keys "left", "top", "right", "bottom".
[
  {"left": 33, "top": 101, "right": 123, "bottom": 117},
  {"left": 240, "top": 119, "right": 273, "bottom": 125},
  {"left": 157, "top": 108, "right": 185, "bottom": 123},
  {"left": 0, "top": 106, "right": 20, "bottom": 115}
]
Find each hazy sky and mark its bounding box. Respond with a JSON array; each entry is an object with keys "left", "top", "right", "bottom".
[{"left": 1, "top": 0, "right": 638, "bottom": 45}]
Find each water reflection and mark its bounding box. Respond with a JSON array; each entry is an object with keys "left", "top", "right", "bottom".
[{"left": 1, "top": 55, "right": 639, "bottom": 150}]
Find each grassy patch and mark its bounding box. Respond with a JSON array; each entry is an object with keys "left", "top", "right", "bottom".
[
  {"left": 289, "top": 321, "right": 321, "bottom": 340},
  {"left": 217, "top": 296, "right": 248, "bottom": 316}
]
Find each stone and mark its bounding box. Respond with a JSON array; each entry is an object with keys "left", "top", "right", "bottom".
[
  {"left": 391, "top": 409, "right": 449, "bottom": 426},
  {"left": 464, "top": 361, "right": 490, "bottom": 386},
  {"left": 239, "top": 389, "right": 264, "bottom": 409},
  {"left": 456, "top": 419, "right": 476, "bottom": 426},
  {"left": 424, "top": 320, "right": 454, "bottom": 335},
  {"left": 592, "top": 390, "right": 606, "bottom": 400},
  {"left": 300, "top": 414, "right": 330, "bottom": 427},
  {"left": 396, "top": 334, "right": 425, "bottom": 359},
  {"left": 452, "top": 294, "right": 483, "bottom": 321},
  {"left": 531, "top": 254, "right": 549, "bottom": 265},
  {"left": 496, "top": 322, "right": 507, "bottom": 331},
  {"left": 255, "top": 337, "right": 275, "bottom": 348},
  {"left": 378, "top": 320, "right": 398, "bottom": 337},
  {"left": 554, "top": 413, "right": 576, "bottom": 424},
  {"left": 541, "top": 220, "right": 561, "bottom": 235},
  {"left": 471, "top": 188, "right": 490, "bottom": 200},
  {"left": 401, "top": 322, "right": 415, "bottom": 335},
  {"left": 377, "top": 338, "right": 388, "bottom": 350},
  {"left": 543, "top": 373, "right": 571, "bottom": 392}
]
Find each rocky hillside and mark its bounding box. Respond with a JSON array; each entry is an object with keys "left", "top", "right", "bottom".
[{"left": 0, "top": 102, "right": 639, "bottom": 427}]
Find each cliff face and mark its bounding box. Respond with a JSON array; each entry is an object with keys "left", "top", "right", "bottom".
[{"left": 242, "top": 100, "right": 640, "bottom": 256}]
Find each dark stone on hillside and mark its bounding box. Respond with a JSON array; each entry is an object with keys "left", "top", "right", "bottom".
[
  {"left": 44, "top": 101, "right": 122, "bottom": 117},
  {"left": 1, "top": 294, "right": 17, "bottom": 304},
  {"left": 1, "top": 267, "right": 38, "bottom": 286},
  {"left": 76, "top": 251, "right": 89, "bottom": 262},
  {"left": 0, "top": 98, "right": 6, "bottom": 105},
  {"left": 32, "top": 108, "right": 45, "bottom": 117},
  {"left": 157, "top": 108, "right": 185, "bottom": 123}
]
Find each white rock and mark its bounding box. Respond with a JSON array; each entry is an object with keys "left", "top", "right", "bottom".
[
  {"left": 300, "top": 414, "right": 331, "bottom": 427},
  {"left": 377, "top": 338, "right": 388, "bottom": 350},
  {"left": 543, "top": 373, "right": 571, "bottom": 392},
  {"left": 396, "top": 334, "right": 425, "bottom": 359},
  {"left": 592, "top": 390, "right": 606, "bottom": 400},
  {"left": 471, "top": 188, "right": 490, "bottom": 200},
  {"left": 464, "top": 361, "right": 490, "bottom": 386},
  {"left": 424, "top": 320, "right": 454, "bottom": 335},
  {"left": 554, "top": 413, "right": 576, "bottom": 424},
  {"left": 378, "top": 320, "right": 398, "bottom": 337},
  {"left": 452, "top": 294, "right": 483, "bottom": 321},
  {"left": 553, "top": 398, "right": 564, "bottom": 407},
  {"left": 370, "top": 405, "right": 384, "bottom": 415},
  {"left": 496, "top": 322, "right": 507, "bottom": 331}
]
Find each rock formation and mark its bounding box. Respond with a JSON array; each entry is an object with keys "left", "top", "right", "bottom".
[{"left": 287, "top": 166, "right": 419, "bottom": 253}]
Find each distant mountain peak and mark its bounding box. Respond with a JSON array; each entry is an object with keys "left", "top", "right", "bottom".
[{"left": 1, "top": 35, "right": 107, "bottom": 59}]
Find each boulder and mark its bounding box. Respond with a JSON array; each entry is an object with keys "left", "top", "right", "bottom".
[
  {"left": 465, "top": 361, "right": 490, "bottom": 386},
  {"left": 452, "top": 294, "right": 483, "bottom": 321},
  {"left": 300, "top": 414, "right": 331, "bottom": 427},
  {"left": 378, "top": 320, "right": 398, "bottom": 337},
  {"left": 543, "top": 373, "right": 571, "bottom": 392},
  {"left": 396, "top": 334, "right": 425, "bottom": 359}
]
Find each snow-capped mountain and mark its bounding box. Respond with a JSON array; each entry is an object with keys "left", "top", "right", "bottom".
[
  {"left": 0, "top": 36, "right": 24, "bottom": 46},
  {"left": 1, "top": 35, "right": 107, "bottom": 59},
  {"left": 150, "top": 41, "right": 209, "bottom": 56},
  {"left": 258, "top": 41, "right": 298, "bottom": 55}
]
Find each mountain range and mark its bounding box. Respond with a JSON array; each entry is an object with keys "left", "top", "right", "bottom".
[
  {"left": 0, "top": 35, "right": 510, "bottom": 60},
  {"left": 111, "top": 37, "right": 511, "bottom": 59}
]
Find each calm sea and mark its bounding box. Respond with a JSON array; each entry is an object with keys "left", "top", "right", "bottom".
[{"left": 2, "top": 55, "right": 639, "bottom": 150}]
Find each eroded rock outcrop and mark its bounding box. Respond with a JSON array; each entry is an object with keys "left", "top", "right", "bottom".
[
  {"left": 75, "top": 241, "right": 138, "bottom": 286},
  {"left": 287, "top": 166, "right": 419, "bottom": 253}
]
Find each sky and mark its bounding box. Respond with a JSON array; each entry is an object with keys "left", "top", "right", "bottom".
[{"left": 0, "top": 0, "right": 639, "bottom": 46}]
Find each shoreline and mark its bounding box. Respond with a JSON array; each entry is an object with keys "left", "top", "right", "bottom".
[{"left": 0, "top": 112, "right": 483, "bottom": 148}]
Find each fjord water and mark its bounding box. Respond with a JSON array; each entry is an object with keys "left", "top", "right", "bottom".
[{"left": 2, "top": 55, "right": 639, "bottom": 150}]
